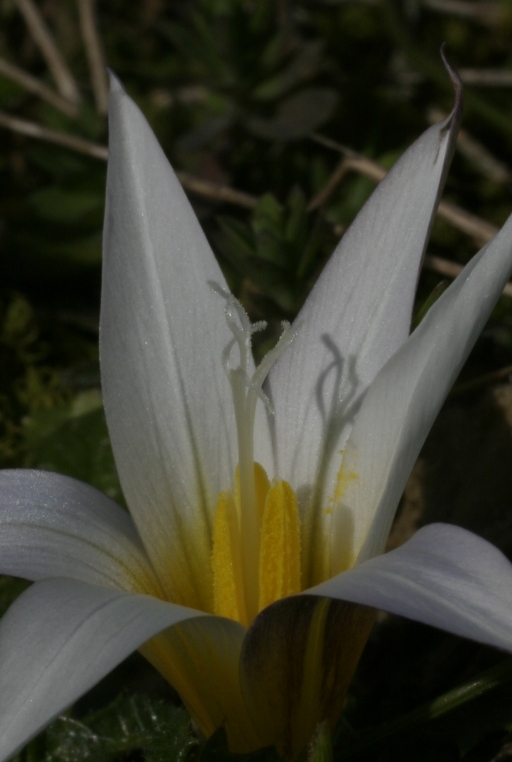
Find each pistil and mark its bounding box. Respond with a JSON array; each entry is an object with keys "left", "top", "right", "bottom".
[{"left": 210, "top": 284, "right": 300, "bottom": 625}]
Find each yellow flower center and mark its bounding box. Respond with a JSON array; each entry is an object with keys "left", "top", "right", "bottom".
[
  {"left": 212, "top": 463, "right": 301, "bottom": 626},
  {"left": 208, "top": 283, "right": 300, "bottom": 626}
]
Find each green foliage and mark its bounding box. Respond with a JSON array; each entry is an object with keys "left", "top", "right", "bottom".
[
  {"left": 24, "top": 391, "right": 123, "bottom": 504},
  {"left": 28, "top": 187, "right": 103, "bottom": 224},
  {"left": 246, "top": 88, "right": 338, "bottom": 142},
  {"left": 411, "top": 281, "right": 449, "bottom": 330},
  {"left": 16, "top": 695, "right": 197, "bottom": 762},
  {"left": 215, "top": 187, "right": 335, "bottom": 332},
  {"left": 0, "top": 294, "right": 70, "bottom": 468}
]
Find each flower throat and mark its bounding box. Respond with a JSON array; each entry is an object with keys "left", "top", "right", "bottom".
[{"left": 209, "top": 284, "right": 301, "bottom": 627}]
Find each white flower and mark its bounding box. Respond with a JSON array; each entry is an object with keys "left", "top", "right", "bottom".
[{"left": 2, "top": 72, "right": 512, "bottom": 760}]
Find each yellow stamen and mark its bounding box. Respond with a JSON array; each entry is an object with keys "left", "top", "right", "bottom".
[
  {"left": 212, "top": 465, "right": 302, "bottom": 624},
  {"left": 259, "top": 479, "right": 301, "bottom": 612},
  {"left": 212, "top": 490, "right": 247, "bottom": 624}
]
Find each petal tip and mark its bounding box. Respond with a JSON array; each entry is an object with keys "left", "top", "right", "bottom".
[
  {"left": 107, "top": 69, "right": 125, "bottom": 98},
  {"left": 440, "top": 43, "right": 464, "bottom": 125}
]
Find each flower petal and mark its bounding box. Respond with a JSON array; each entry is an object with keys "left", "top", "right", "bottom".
[
  {"left": 141, "top": 617, "right": 261, "bottom": 753},
  {"left": 240, "top": 595, "right": 374, "bottom": 758},
  {"left": 264, "top": 93, "right": 460, "bottom": 482},
  {"left": 0, "top": 470, "right": 160, "bottom": 595},
  {"left": 263, "top": 89, "right": 461, "bottom": 582},
  {"left": 330, "top": 211, "right": 512, "bottom": 571},
  {"left": 0, "top": 577, "right": 207, "bottom": 762},
  {"left": 309, "top": 523, "right": 512, "bottom": 651},
  {"left": 101, "top": 77, "right": 241, "bottom": 608}
]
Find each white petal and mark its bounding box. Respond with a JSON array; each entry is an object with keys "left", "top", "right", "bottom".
[
  {"left": 309, "top": 523, "right": 512, "bottom": 652},
  {"left": 0, "top": 577, "right": 207, "bottom": 762},
  {"left": 0, "top": 470, "right": 160, "bottom": 595},
  {"left": 330, "top": 211, "right": 512, "bottom": 571},
  {"left": 262, "top": 100, "right": 461, "bottom": 490},
  {"left": 101, "top": 77, "right": 241, "bottom": 606}
]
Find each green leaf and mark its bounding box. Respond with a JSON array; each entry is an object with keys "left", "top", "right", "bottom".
[
  {"left": 28, "top": 187, "right": 104, "bottom": 223},
  {"left": 412, "top": 281, "right": 449, "bottom": 331},
  {"left": 247, "top": 88, "right": 338, "bottom": 141},
  {"left": 216, "top": 216, "right": 256, "bottom": 261},
  {"left": 27, "top": 145, "right": 90, "bottom": 178},
  {"left": 284, "top": 186, "right": 308, "bottom": 246},
  {"left": 31, "top": 234, "right": 103, "bottom": 266},
  {"left": 253, "top": 40, "right": 325, "bottom": 101},
  {"left": 253, "top": 194, "right": 288, "bottom": 267},
  {"left": 253, "top": 193, "right": 284, "bottom": 233},
  {"left": 176, "top": 113, "right": 234, "bottom": 151},
  {"left": 24, "top": 394, "right": 123, "bottom": 504},
  {"left": 308, "top": 722, "right": 333, "bottom": 762},
  {"left": 44, "top": 694, "right": 196, "bottom": 762},
  {"left": 324, "top": 173, "right": 375, "bottom": 228}
]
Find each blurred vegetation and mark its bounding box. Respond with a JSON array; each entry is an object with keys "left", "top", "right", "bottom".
[{"left": 3, "top": 0, "right": 512, "bottom": 760}]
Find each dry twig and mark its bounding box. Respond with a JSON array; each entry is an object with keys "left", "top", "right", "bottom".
[
  {"left": 421, "top": 0, "right": 503, "bottom": 24},
  {"left": 310, "top": 132, "right": 512, "bottom": 296},
  {"left": 77, "top": 0, "right": 108, "bottom": 114},
  {"left": 1, "top": 110, "right": 510, "bottom": 297},
  {"left": 0, "top": 111, "right": 107, "bottom": 159},
  {"left": 0, "top": 112, "right": 259, "bottom": 207},
  {"left": 310, "top": 134, "right": 499, "bottom": 245},
  {"left": 0, "top": 58, "right": 78, "bottom": 118},
  {"left": 437, "top": 199, "right": 497, "bottom": 245},
  {"left": 16, "top": 0, "right": 80, "bottom": 105},
  {"left": 424, "top": 255, "right": 512, "bottom": 297},
  {"left": 175, "top": 172, "right": 257, "bottom": 208},
  {"left": 459, "top": 69, "right": 512, "bottom": 87},
  {"left": 451, "top": 364, "right": 512, "bottom": 396},
  {"left": 307, "top": 159, "right": 351, "bottom": 211}
]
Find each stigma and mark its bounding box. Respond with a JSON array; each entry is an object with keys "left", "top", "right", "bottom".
[{"left": 209, "top": 284, "right": 301, "bottom": 627}]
